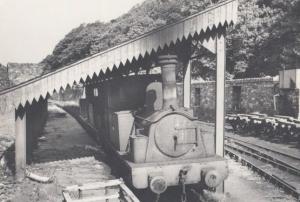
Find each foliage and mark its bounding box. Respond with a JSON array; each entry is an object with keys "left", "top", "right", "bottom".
[
  {"left": 41, "top": 0, "right": 300, "bottom": 79},
  {"left": 41, "top": 0, "right": 212, "bottom": 72},
  {"left": 227, "top": 0, "right": 300, "bottom": 78}
]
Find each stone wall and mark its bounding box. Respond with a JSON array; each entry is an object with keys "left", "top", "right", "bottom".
[
  {"left": 229, "top": 78, "right": 277, "bottom": 114},
  {"left": 7, "top": 63, "right": 44, "bottom": 85},
  {"left": 0, "top": 64, "right": 10, "bottom": 90},
  {"left": 177, "top": 77, "right": 278, "bottom": 121},
  {"left": 278, "top": 89, "right": 300, "bottom": 118},
  {"left": 0, "top": 110, "right": 15, "bottom": 158}
]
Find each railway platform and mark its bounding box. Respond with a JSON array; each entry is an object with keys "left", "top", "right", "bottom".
[{"left": 1, "top": 103, "right": 115, "bottom": 202}]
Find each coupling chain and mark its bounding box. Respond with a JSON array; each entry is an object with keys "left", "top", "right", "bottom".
[
  {"left": 155, "top": 194, "right": 160, "bottom": 202},
  {"left": 179, "top": 168, "right": 188, "bottom": 202},
  {"left": 181, "top": 182, "right": 187, "bottom": 202}
]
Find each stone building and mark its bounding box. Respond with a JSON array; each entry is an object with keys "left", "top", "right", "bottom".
[{"left": 177, "top": 77, "right": 279, "bottom": 121}]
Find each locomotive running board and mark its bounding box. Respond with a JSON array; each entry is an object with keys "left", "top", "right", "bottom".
[{"left": 125, "top": 155, "right": 225, "bottom": 168}]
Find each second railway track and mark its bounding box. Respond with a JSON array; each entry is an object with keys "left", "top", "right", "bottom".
[{"left": 225, "top": 135, "right": 300, "bottom": 200}]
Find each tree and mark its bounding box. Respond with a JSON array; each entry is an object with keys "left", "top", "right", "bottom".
[{"left": 41, "top": 0, "right": 300, "bottom": 79}]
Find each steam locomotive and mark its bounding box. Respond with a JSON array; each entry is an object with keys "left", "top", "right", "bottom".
[{"left": 82, "top": 55, "right": 228, "bottom": 196}]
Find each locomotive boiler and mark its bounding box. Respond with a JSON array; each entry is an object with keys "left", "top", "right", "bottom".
[{"left": 84, "top": 54, "right": 229, "bottom": 196}]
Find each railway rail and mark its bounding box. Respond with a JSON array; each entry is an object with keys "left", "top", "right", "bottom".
[{"left": 225, "top": 136, "right": 300, "bottom": 200}]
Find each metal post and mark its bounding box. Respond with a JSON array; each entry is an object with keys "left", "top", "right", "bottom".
[
  {"left": 43, "top": 98, "right": 48, "bottom": 126},
  {"left": 88, "top": 103, "right": 95, "bottom": 125},
  {"left": 183, "top": 60, "right": 191, "bottom": 109},
  {"left": 26, "top": 107, "right": 32, "bottom": 164},
  {"left": 15, "top": 111, "right": 26, "bottom": 179},
  {"left": 215, "top": 33, "right": 226, "bottom": 157}
]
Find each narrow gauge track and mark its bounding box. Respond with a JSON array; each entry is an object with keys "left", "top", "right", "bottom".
[
  {"left": 226, "top": 136, "right": 300, "bottom": 174},
  {"left": 225, "top": 136, "right": 300, "bottom": 200},
  {"left": 225, "top": 135, "right": 300, "bottom": 161}
]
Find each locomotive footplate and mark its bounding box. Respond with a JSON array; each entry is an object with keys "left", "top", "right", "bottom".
[{"left": 120, "top": 155, "right": 229, "bottom": 191}]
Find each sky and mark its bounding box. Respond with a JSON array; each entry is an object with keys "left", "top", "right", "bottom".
[{"left": 0, "top": 0, "right": 145, "bottom": 65}]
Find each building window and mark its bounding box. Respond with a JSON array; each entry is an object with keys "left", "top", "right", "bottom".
[
  {"left": 93, "top": 88, "right": 98, "bottom": 97},
  {"left": 232, "top": 86, "right": 241, "bottom": 112},
  {"left": 194, "top": 88, "right": 201, "bottom": 107}
]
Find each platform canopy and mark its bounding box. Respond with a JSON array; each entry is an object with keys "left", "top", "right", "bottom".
[{"left": 0, "top": 0, "right": 238, "bottom": 113}]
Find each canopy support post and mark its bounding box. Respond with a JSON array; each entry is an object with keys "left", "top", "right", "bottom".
[
  {"left": 215, "top": 33, "right": 226, "bottom": 157},
  {"left": 15, "top": 110, "right": 27, "bottom": 179},
  {"left": 183, "top": 60, "right": 191, "bottom": 109}
]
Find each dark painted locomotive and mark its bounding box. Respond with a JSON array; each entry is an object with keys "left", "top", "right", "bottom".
[{"left": 83, "top": 55, "right": 228, "bottom": 195}]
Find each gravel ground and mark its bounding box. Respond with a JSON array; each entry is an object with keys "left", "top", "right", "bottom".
[
  {"left": 0, "top": 103, "right": 114, "bottom": 202},
  {"left": 225, "top": 157, "right": 297, "bottom": 202},
  {"left": 11, "top": 157, "right": 114, "bottom": 202},
  {"left": 32, "top": 104, "right": 103, "bottom": 163},
  {"left": 193, "top": 121, "right": 298, "bottom": 202}
]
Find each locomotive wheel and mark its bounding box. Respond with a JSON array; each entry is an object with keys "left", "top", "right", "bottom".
[
  {"left": 289, "top": 126, "right": 298, "bottom": 141},
  {"left": 280, "top": 131, "right": 289, "bottom": 142},
  {"left": 240, "top": 120, "right": 248, "bottom": 133},
  {"left": 231, "top": 120, "right": 239, "bottom": 132},
  {"left": 263, "top": 123, "right": 274, "bottom": 138},
  {"left": 235, "top": 119, "right": 246, "bottom": 133}
]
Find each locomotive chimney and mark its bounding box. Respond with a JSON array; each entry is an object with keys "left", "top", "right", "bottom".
[{"left": 158, "top": 55, "right": 178, "bottom": 110}]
